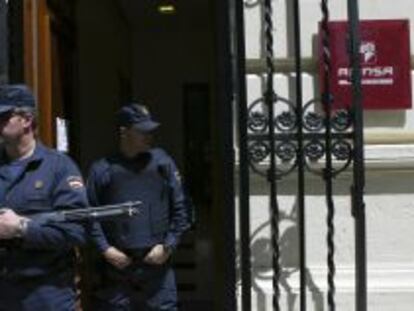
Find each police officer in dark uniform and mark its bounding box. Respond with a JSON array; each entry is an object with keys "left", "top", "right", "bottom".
[
  {"left": 0, "top": 84, "right": 88, "bottom": 310},
  {"left": 88, "top": 103, "right": 190, "bottom": 310}
]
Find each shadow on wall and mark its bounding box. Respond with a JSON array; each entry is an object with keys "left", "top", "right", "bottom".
[{"left": 237, "top": 200, "right": 324, "bottom": 311}]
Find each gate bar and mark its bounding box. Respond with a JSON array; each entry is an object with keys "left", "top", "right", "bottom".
[
  {"left": 263, "top": 0, "right": 281, "bottom": 310},
  {"left": 346, "top": 0, "right": 367, "bottom": 310},
  {"left": 233, "top": 0, "right": 252, "bottom": 309},
  {"left": 291, "top": 0, "right": 307, "bottom": 309},
  {"left": 320, "top": 0, "right": 337, "bottom": 309}
]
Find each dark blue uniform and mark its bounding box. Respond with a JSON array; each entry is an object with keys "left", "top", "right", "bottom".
[
  {"left": 0, "top": 143, "right": 88, "bottom": 311},
  {"left": 88, "top": 148, "right": 190, "bottom": 310}
]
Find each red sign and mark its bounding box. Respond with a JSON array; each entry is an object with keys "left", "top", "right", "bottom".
[{"left": 319, "top": 20, "right": 412, "bottom": 109}]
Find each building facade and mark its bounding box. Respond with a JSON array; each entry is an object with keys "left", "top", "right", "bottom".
[
  {"left": 240, "top": 1, "right": 414, "bottom": 310},
  {"left": 1, "top": 0, "right": 413, "bottom": 310}
]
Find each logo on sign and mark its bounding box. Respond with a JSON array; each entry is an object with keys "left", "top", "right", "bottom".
[
  {"left": 337, "top": 40, "right": 394, "bottom": 86},
  {"left": 360, "top": 41, "right": 377, "bottom": 64}
]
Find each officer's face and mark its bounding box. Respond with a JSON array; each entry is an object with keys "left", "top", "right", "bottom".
[
  {"left": 121, "top": 126, "right": 153, "bottom": 154},
  {"left": 0, "top": 110, "right": 32, "bottom": 142}
]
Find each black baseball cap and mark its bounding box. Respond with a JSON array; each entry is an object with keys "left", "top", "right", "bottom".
[
  {"left": 0, "top": 84, "right": 35, "bottom": 114},
  {"left": 117, "top": 103, "right": 160, "bottom": 133}
]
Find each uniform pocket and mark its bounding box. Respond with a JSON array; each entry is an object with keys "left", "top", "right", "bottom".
[{"left": 22, "top": 192, "right": 52, "bottom": 214}]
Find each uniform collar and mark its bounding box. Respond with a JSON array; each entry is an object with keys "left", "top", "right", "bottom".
[
  {"left": 117, "top": 149, "right": 153, "bottom": 162},
  {"left": 30, "top": 142, "right": 47, "bottom": 162},
  {"left": 0, "top": 141, "right": 46, "bottom": 164}
]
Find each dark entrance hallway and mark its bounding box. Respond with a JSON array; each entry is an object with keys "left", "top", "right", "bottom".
[{"left": 2, "top": 0, "right": 237, "bottom": 310}]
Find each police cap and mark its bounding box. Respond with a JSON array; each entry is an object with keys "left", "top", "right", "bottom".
[
  {"left": 117, "top": 103, "right": 160, "bottom": 132},
  {"left": 0, "top": 84, "right": 35, "bottom": 114}
]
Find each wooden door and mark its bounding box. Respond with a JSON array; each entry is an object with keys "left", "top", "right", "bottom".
[
  {"left": 22, "top": 2, "right": 83, "bottom": 309},
  {"left": 23, "top": 0, "right": 76, "bottom": 154}
]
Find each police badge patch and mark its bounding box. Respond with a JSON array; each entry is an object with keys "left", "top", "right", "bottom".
[
  {"left": 67, "top": 176, "right": 84, "bottom": 189},
  {"left": 34, "top": 180, "right": 44, "bottom": 189}
]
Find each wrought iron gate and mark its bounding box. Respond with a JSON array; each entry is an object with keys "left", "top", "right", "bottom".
[{"left": 233, "top": 0, "right": 366, "bottom": 310}]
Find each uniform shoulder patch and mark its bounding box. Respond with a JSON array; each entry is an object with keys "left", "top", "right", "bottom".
[{"left": 67, "top": 176, "right": 85, "bottom": 189}]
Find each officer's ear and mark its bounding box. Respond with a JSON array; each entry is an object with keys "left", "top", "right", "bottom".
[{"left": 18, "top": 111, "right": 35, "bottom": 132}]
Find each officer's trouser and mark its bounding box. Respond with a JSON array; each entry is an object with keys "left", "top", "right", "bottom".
[
  {"left": 94, "top": 249, "right": 178, "bottom": 311},
  {"left": 0, "top": 275, "right": 76, "bottom": 311}
]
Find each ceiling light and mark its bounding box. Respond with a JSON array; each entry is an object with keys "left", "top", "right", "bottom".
[{"left": 158, "top": 4, "right": 176, "bottom": 15}]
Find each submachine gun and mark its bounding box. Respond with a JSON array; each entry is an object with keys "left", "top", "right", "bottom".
[
  {"left": 0, "top": 200, "right": 141, "bottom": 224},
  {"left": 0, "top": 201, "right": 142, "bottom": 249}
]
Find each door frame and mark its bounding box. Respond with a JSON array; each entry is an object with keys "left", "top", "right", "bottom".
[
  {"left": 22, "top": 0, "right": 54, "bottom": 146},
  {"left": 213, "top": 0, "right": 238, "bottom": 309}
]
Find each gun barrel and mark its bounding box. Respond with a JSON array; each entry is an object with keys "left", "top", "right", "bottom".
[{"left": 29, "top": 201, "right": 142, "bottom": 224}]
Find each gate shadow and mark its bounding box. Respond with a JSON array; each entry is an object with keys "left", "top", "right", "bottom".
[{"left": 238, "top": 200, "right": 324, "bottom": 311}]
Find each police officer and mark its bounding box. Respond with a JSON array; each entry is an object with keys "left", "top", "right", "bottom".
[
  {"left": 88, "top": 103, "right": 190, "bottom": 310},
  {"left": 0, "top": 84, "right": 88, "bottom": 310}
]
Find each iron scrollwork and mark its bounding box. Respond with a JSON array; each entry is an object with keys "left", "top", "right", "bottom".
[
  {"left": 246, "top": 96, "right": 354, "bottom": 178},
  {"left": 247, "top": 95, "right": 298, "bottom": 178}
]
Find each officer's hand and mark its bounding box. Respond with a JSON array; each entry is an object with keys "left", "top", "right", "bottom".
[
  {"left": 143, "top": 244, "right": 172, "bottom": 265},
  {"left": 103, "top": 246, "right": 132, "bottom": 269},
  {"left": 0, "top": 209, "right": 27, "bottom": 239}
]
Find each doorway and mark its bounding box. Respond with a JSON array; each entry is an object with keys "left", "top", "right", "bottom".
[{"left": 4, "top": 0, "right": 238, "bottom": 310}]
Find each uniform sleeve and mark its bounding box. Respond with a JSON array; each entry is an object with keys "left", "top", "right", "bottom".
[
  {"left": 22, "top": 155, "right": 88, "bottom": 249},
  {"left": 86, "top": 161, "right": 111, "bottom": 253},
  {"left": 163, "top": 156, "right": 191, "bottom": 250}
]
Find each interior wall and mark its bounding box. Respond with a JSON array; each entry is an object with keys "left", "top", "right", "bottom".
[
  {"left": 76, "top": 0, "right": 130, "bottom": 170},
  {"left": 130, "top": 8, "right": 213, "bottom": 166},
  {"left": 76, "top": 1, "right": 213, "bottom": 170}
]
